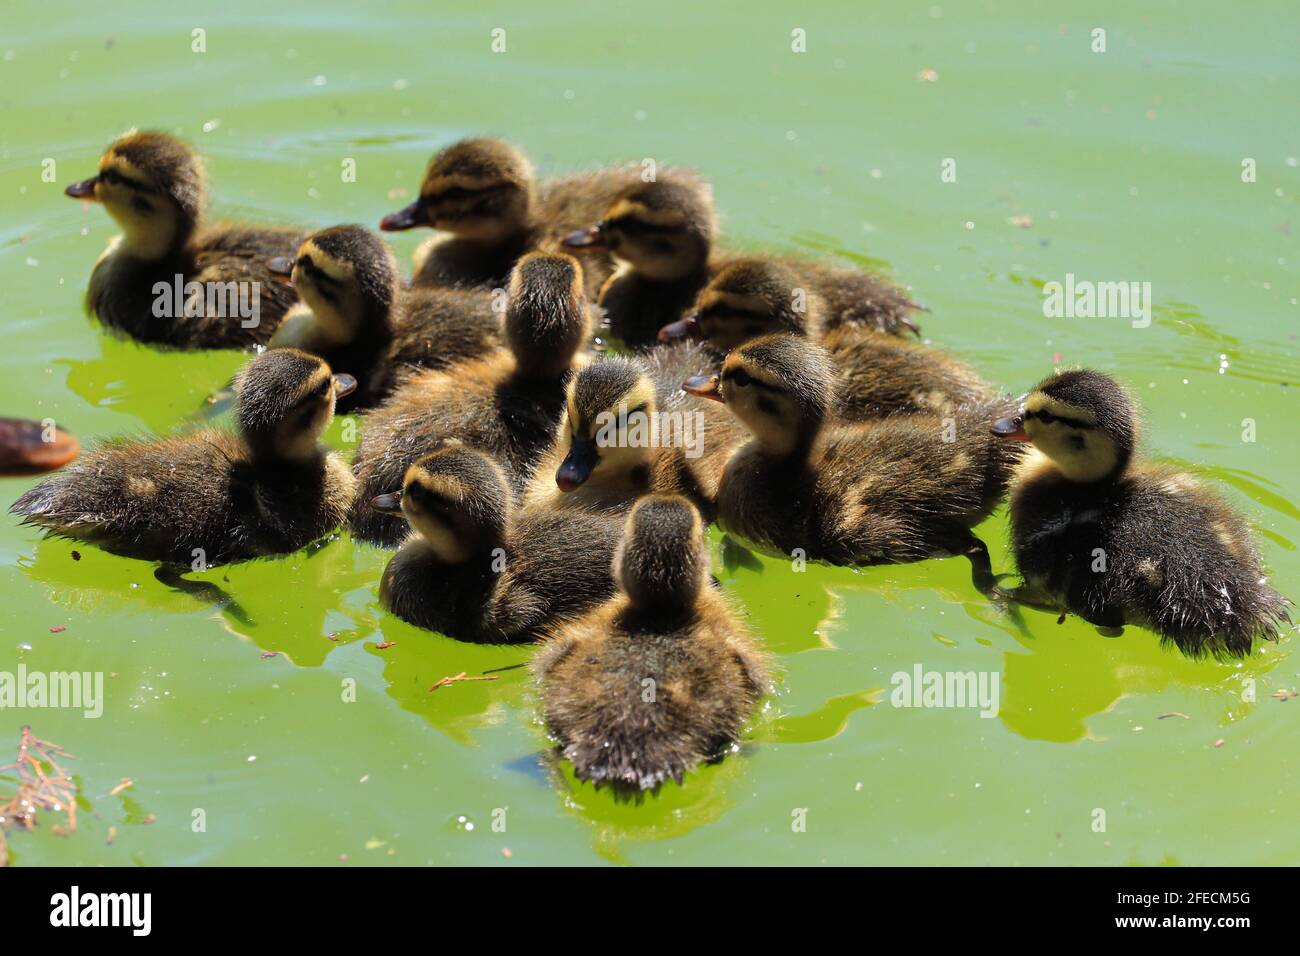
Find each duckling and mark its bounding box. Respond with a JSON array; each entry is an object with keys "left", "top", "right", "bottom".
[
  {"left": 522, "top": 341, "right": 744, "bottom": 516},
  {"left": 563, "top": 177, "right": 717, "bottom": 348},
  {"left": 375, "top": 442, "right": 622, "bottom": 642},
  {"left": 682, "top": 334, "right": 1022, "bottom": 574},
  {"left": 533, "top": 494, "right": 769, "bottom": 791},
  {"left": 990, "top": 368, "right": 1290, "bottom": 658},
  {"left": 350, "top": 251, "right": 592, "bottom": 547},
  {"left": 266, "top": 225, "right": 504, "bottom": 410},
  {"left": 67, "top": 130, "right": 306, "bottom": 349},
  {"left": 11, "top": 349, "right": 357, "bottom": 565},
  {"left": 667, "top": 258, "right": 986, "bottom": 420},
  {"left": 565, "top": 180, "right": 919, "bottom": 349},
  {"left": 379, "top": 137, "right": 646, "bottom": 295}
]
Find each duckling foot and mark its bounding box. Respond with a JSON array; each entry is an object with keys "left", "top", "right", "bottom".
[
  {"left": 958, "top": 534, "right": 998, "bottom": 596},
  {"left": 154, "top": 565, "right": 253, "bottom": 626}
]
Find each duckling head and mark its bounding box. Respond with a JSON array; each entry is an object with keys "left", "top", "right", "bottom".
[
  {"left": 65, "top": 130, "right": 205, "bottom": 261},
  {"left": 268, "top": 226, "right": 398, "bottom": 349},
  {"left": 613, "top": 494, "right": 709, "bottom": 613},
  {"left": 683, "top": 333, "right": 833, "bottom": 456},
  {"left": 663, "top": 258, "right": 818, "bottom": 350},
  {"left": 563, "top": 178, "right": 714, "bottom": 281},
  {"left": 370, "top": 441, "right": 510, "bottom": 563},
  {"left": 554, "top": 357, "right": 657, "bottom": 493},
  {"left": 234, "top": 348, "right": 357, "bottom": 461},
  {"left": 991, "top": 368, "right": 1137, "bottom": 483},
  {"left": 504, "top": 252, "right": 591, "bottom": 380},
  {"left": 379, "top": 138, "right": 534, "bottom": 243}
]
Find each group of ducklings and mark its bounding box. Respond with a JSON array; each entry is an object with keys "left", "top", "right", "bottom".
[{"left": 11, "top": 130, "right": 1291, "bottom": 792}]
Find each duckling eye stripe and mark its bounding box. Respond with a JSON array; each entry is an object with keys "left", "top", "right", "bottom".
[
  {"left": 606, "top": 218, "right": 675, "bottom": 237},
  {"left": 101, "top": 169, "right": 149, "bottom": 192},
  {"left": 1025, "top": 409, "right": 1093, "bottom": 429}
]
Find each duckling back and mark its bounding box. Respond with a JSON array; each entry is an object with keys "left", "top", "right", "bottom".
[
  {"left": 89, "top": 225, "right": 307, "bottom": 350},
  {"left": 11, "top": 349, "right": 356, "bottom": 564},
  {"left": 821, "top": 326, "right": 994, "bottom": 421},
  {"left": 1009, "top": 459, "right": 1290, "bottom": 657},
  {"left": 11, "top": 430, "right": 353, "bottom": 565},
  {"left": 533, "top": 495, "right": 768, "bottom": 790},
  {"left": 718, "top": 395, "right": 1022, "bottom": 565}
]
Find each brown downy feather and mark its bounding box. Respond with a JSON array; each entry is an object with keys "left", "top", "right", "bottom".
[
  {"left": 10, "top": 349, "right": 355, "bottom": 564},
  {"left": 523, "top": 342, "right": 745, "bottom": 518},
  {"left": 351, "top": 253, "right": 592, "bottom": 547},
  {"left": 999, "top": 368, "right": 1290, "bottom": 659},
  {"left": 701, "top": 334, "right": 1022, "bottom": 565},
  {"left": 377, "top": 444, "right": 622, "bottom": 642},
  {"left": 534, "top": 495, "right": 769, "bottom": 792}
]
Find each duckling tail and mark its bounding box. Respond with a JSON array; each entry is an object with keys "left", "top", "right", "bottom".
[{"left": 1152, "top": 576, "right": 1291, "bottom": 660}]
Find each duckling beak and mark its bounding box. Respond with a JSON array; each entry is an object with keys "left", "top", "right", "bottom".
[
  {"left": 562, "top": 224, "right": 606, "bottom": 251},
  {"left": 65, "top": 177, "right": 99, "bottom": 201},
  {"left": 659, "top": 313, "right": 701, "bottom": 343},
  {"left": 379, "top": 201, "right": 427, "bottom": 231},
  {"left": 267, "top": 256, "right": 295, "bottom": 284},
  {"left": 369, "top": 491, "right": 404, "bottom": 514},
  {"left": 682, "top": 374, "right": 724, "bottom": 402},
  {"left": 990, "top": 415, "right": 1030, "bottom": 442},
  {"left": 332, "top": 373, "right": 358, "bottom": 398},
  {"left": 556, "top": 438, "right": 598, "bottom": 492}
]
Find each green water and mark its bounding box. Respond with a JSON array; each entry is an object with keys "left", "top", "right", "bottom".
[{"left": 1, "top": 0, "right": 1296, "bottom": 866}]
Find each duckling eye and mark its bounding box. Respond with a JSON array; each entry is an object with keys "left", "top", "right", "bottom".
[
  {"left": 101, "top": 169, "right": 123, "bottom": 186},
  {"left": 731, "top": 368, "right": 753, "bottom": 387},
  {"left": 1037, "top": 411, "right": 1057, "bottom": 425}
]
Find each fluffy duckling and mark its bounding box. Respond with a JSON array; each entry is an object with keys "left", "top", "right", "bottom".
[
  {"left": 376, "top": 442, "right": 622, "bottom": 642},
  {"left": 350, "top": 252, "right": 592, "bottom": 547},
  {"left": 533, "top": 494, "right": 769, "bottom": 792},
  {"left": 379, "top": 137, "right": 644, "bottom": 294},
  {"left": 68, "top": 130, "right": 306, "bottom": 349},
  {"left": 566, "top": 180, "right": 919, "bottom": 349},
  {"left": 991, "top": 369, "right": 1290, "bottom": 658},
  {"left": 668, "top": 258, "right": 986, "bottom": 420},
  {"left": 683, "top": 334, "right": 1022, "bottom": 571},
  {"left": 11, "top": 349, "right": 356, "bottom": 564},
  {"left": 266, "top": 225, "right": 503, "bottom": 410},
  {"left": 564, "top": 177, "right": 717, "bottom": 348},
  {"left": 523, "top": 341, "right": 743, "bottom": 516}
]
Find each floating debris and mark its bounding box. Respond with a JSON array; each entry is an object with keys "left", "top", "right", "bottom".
[
  {"left": 374, "top": 642, "right": 397, "bottom": 650},
  {"left": 1214, "top": 738, "right": 1226, "bottom": 748},
  {"left": 1272, "top": 688, "right": 1298, "bottom": 701},
  {"left": 1157, "top": 712, "right": 1191, "bottom": 720},
  {"left": 917, "top": 68, "right": 939, "bottom": 82},
  {"left": 428, "top": 672, "right": 500, "bottom": 693},
  {"left": 1008, "top": 215, "right": 1034, "bottom": 228},
  {"left": 48, "top": 625, "right": 66, "bottom": 634},
  {"left": 260, "top": 651, "right": 277, "bottom": 659},
  {"left": 108, "top": 778, "right": 134, "bottom": 797},
  {"left": 0, "top": 726, "right": 78, "bottom": 867}
]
